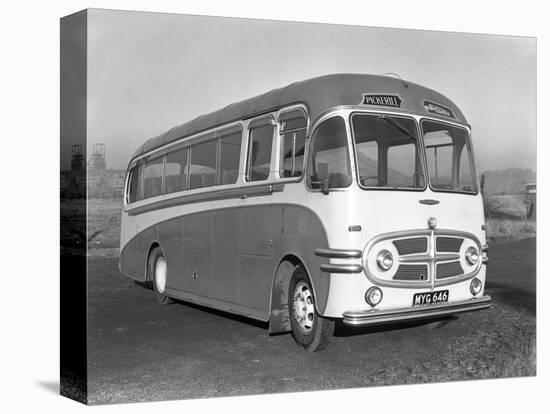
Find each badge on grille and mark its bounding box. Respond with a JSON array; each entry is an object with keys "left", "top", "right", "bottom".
[{"left": 428, "top": 217, "right": 437, "bottom": 229}]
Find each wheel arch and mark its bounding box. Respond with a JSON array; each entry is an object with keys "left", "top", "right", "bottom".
[{"left": 268, "top": 254, "right": 309, "bottom": 334}]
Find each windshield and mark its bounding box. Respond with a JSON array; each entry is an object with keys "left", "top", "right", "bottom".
[
  {"left": 421, "top": 120, "right": 477, "bottom": 194},
  {"left": 351, "top": 113, "right": 425, "bottom": 189}
]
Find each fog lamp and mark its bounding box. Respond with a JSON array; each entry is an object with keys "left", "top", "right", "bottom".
[
  {"left": 365, "top": 286, "right": 383, "bottom": 307},
  {"left": 465, "top": 246, "right": 480, "bottom": 265},
  {"left": 376, "top": 250, "right": 394, "bottom": 271},
  {"left": 470, "top": 278, "right": 482, "bottom": 296}
]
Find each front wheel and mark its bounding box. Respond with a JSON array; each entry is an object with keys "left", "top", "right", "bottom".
[
  {"left": 148, "top": 247, "right": 174, "bottom": 305},
  {"left": 288, "top": 267, "right": 334, "bottom": 351}
]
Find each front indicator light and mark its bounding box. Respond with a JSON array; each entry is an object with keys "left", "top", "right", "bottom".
[
  {"left": 376, "top": 250, "right": 393, "bottom": 271},
  {"left": 470, "top": 278, "right": 482, "bottom": 296},
  {"left": 365, "top": 287, "right": 383, "bottom": 307},
  {"left": 465, "top": 246, "right": 480, "bottom": 265}
]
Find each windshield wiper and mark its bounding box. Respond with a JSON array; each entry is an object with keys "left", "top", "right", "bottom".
[{"left": 379, "top": 115, "right": 417, "bottom": 142}]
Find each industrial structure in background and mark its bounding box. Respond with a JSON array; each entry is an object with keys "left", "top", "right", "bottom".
[
  {"left": 61, "top": 143, "right": 125, "bottom": 199},
  {"left": 87, "top": 143, "right": 125, "bottom": 198}
]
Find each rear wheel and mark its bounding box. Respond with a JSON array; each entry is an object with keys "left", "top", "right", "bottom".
[
  {"left": 288, "top": 266, "right": 334, "bottom": 351},
  {"left": 148, "top": 247, "right": 173, "bottom": 305}
]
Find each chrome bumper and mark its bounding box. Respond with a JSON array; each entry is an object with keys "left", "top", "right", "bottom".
[{"left": 342, "top": 295, "right": 491, "bottom": 326}]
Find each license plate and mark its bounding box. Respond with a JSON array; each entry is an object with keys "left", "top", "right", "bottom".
[{"left": 413, "top": 290, "right": 449, "bottom": 306}]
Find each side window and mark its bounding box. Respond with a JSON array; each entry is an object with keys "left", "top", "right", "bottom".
[
  {"left": 165, "top": 147, "right": 188, "bottom": 194},
  {"left": 247, "top": 119, "right": 274, "bottom": 182},
  {"left": 306, "top": 117, "right": 352, "bottom": 189},
  {"left": 219, "top": 127, "right": 242, "bottom": 185},
  {"left": 189, "top": 138, "right": 217, "bottom": 190},
  {"left": 143, "top": 156, "right": 164, "bottom": 199},
  {"left": 127, "top": 163, "right": 142, "bottom": 203},
  {"left": 279, "top": 109, "right": 307, "bottom": 178}
]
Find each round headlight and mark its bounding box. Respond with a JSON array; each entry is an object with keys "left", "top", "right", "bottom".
[
  {"left": 465, "top": 246, "right": 480, "bottom": 265},
  {"left": 470, "top": 278, "right": 482, "bottom": 296},
  {"left": 376, "top": 250, "right": 394, "bottom": 271},
  {"left": 365, "top": 287, "right": 383, "bottom": 307}
]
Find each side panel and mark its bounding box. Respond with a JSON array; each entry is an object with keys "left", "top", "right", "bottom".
[
  {"left": 182, "top": 213, "right": 212, "bottom": 296},
  {"left": 119, "top": 202, "right": 330, "bottom": 320},
  {"left": 238, "top": 206, "right": 274, "bottom": 311},
  {"left": 119, "top": 231, "right": 144, "bottom": 281},
  {"left": 271, "top": 205, "right": 331, "bottom": 313},
  {"left": 210, "top": 209, "right": 241, "bottom": 302}
]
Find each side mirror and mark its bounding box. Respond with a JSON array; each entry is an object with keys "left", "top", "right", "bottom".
[{"left": 480, "top": 174, "right": 486, "bottom": 193}]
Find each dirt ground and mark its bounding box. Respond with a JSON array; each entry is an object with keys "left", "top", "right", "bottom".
[{"left": 86, "top": 238, "right": 536, "bottom": 405}]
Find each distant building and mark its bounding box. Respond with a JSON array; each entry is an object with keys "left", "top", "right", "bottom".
[{"left": 525, "top": 183, "right": 536, "bottom": 219}]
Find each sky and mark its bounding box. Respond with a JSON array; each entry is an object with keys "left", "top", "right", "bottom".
[{"left": 76, "top": 9, "right": 536, "bottom": 172}]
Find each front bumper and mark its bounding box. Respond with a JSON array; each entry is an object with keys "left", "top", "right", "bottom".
[{"left": 342, "top": 295, "right": 491, "bottom": 326}]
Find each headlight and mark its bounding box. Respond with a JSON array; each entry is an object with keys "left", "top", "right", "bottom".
[
  {"left": 470, "top": 278, "right": 482, "bottom": 296},
  {"left": 376, "top": 250, "right": 393, "bottom": 271},
  {"left": 365, "top": 286, "right": 383, "bottom": 306},
  {"left": 465, "top": 246, "right": 480, "bottom": 265}
]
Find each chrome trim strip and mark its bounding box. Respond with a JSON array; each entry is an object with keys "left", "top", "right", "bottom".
[
  {"left": 342, "top": 295, "right": 491, "bottom": 326},
  {"left": 320, "top": 264, "right": 363, "bottom": 274},
  {"left": 127, "top": 183, "right": 285, "bottom": 216},
  {"left": 398, "top": 252, "right": 460, "bottom": 264},
  {"left": 314, "top": 248, "right": 363, "bottom": 259}
]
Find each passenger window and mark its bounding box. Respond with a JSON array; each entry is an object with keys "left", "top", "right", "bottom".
[
  {"left": 143, "top": 156, "right": 164, "bottom": 199},
  {"left": 190, "top": 139, "right": 217, "bottom": 190},
  {"left": 247, "top": 120, "right": 274, "bottom": 182},
  {"left": 279, "top": 110, "right": 307, "bottom": 178},
  {"left": 306, "top": 117, "right": 352, "bottom": 189},
  {"left": 219, "top": 127, "right": 242, "bottom": 185},
  {"left": 127, "top": 163, "right": 142, "bottom": 203},
  {"left": 165, "top": 147, "right": 188, "bottom": 194}
]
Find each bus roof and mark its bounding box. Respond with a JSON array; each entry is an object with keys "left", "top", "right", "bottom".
[{"left": 131, "top": 73, "right": 467, "bottom": 161}]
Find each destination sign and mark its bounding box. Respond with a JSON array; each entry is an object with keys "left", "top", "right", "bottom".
[
  {"left": 423, "top": 100, "right": 455, "bottom": 119},
  {"left": 361, "top": 94, "right": 402, "bottom": 108}
]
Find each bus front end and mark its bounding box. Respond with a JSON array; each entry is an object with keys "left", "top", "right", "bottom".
[{"left": 309, "top": 108, "right": 491, "bottom": 326}]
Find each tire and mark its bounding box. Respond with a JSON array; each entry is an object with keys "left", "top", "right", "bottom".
[
  {"left": 288, "top": 266, "right": 334, "bottom": 351},
  {"left": 148, "top": 247, "right": 174, "bottom": 305}
]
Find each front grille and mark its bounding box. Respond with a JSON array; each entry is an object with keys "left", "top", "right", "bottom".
[
  {"left": 366, "top": 229, "right": 479, "bottom": 287},
  {"left": 393, "top": 237, "right": 428, "bottom": 255},
  {"left": 393, "top": 264, "right": 428, "bottom": 281},
  {"left": 436, "top": 261, "right": 464, "bottom": 279},
  {"left": 436, "top": 236, "right": 463, "bottom": 252}
]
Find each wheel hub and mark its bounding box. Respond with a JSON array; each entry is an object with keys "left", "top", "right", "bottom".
[
  {"left": 293, "top": 281, "right": 315, "bottom": 334},
  {"left": 155, "top": 257, "right": 167, "bottom": 294}
]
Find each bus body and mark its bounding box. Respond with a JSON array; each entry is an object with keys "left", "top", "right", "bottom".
[{"left": 119, "top": 74, "right": 490, "bottom": 351}]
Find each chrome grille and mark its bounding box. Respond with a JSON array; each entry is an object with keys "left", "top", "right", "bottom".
[
  {"left": 393, "top": 237, "right": 428, "bottom": 255},
  {"left": 436, "top": 261, "right": 464, "bottom": 279},
  {"left": 364, "top": 229, "right": 481, "bottom": 288},
  {"left": 436, "top": 236, "right": 463, "bottom": 252},
  {"left": 393, "top": 264, "right": 428, "bottom": 281}
]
